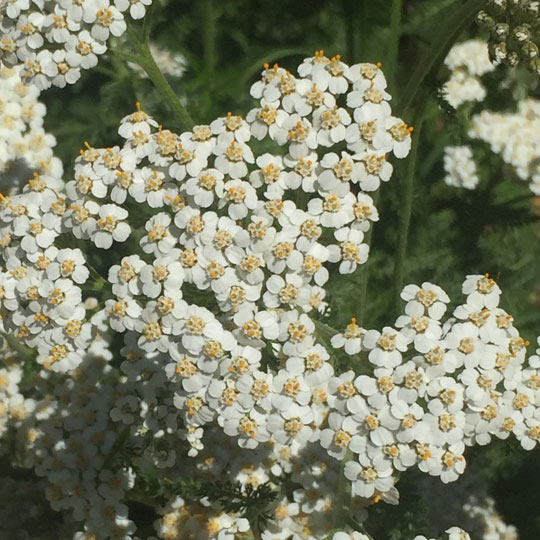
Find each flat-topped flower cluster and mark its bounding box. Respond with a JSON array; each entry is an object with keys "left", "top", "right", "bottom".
[
  {"left": 0, "top": 0, "right": 153, "bottom": 89},
  {"left": 0, "top": 52, "right": 537, "bottom": 540}
]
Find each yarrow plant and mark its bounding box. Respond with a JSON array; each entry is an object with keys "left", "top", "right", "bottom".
[{"left": 0, "top": 2, "right": 539, "bottom": 540}]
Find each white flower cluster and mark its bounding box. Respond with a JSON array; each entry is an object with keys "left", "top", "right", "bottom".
[
  {"left": 0, "top": 53, "right": 537, "bottom": 539},
  {"left": 441, "top": 39, "right": 540, "bottom": 194},
  {"left": 443, "top": 145, "right": 480, "bottom": 190},
  {"left": 0, "top": 64, "right": 62, "bottom": 186},
  {"left": 326, "top": 279, "right": 540, "bottom": 495},
  {"left": 462, "top": 495, "right": 518, "bottom": 540},
  {"left": 442, "top": 40, "right": 495, "bottom": 109},
  {"left": 0, "top": 0, "right": 153, "bottom": 89},
  {"left": 470, "top": 98, "right": 540, "bottom": 195},
  {"left": 0, "top": 348, "right": 32, "bottom": 441}
]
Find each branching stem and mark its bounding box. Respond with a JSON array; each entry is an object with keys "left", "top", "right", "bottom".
[
  {"left": 117, "top": 22, "right": 195, "bottom": 132},
  {"left": 390, "top": 0, "right": 487, "bottom": 314},
  {"left": 392, "top": 97, "right": 427, "bottom": 316}
]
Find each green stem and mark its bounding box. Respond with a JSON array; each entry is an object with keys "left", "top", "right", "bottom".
[
  {"left": 358, "top": 0, "right": 368, "bottom": 58},
  {"left": 202, "top": 0, "right": 217, "bottom": 92},
  {"left": 120, "top": 26, "right": 195, "bottom": 132},
  {"left": 331, "top": 449, "right": 352, "bottom": 531},
  {"left": 343, "top": 0, "right": 360, "bottom": 63},
  {"left": 141, "top": 1, "right": 155, "bottom": 41},
  {"left": 347, "top": 517, "right": 376, "bottom": 540},
  {"left": 392, "top": 98, "right": 427, "bottom": 316},
  {"left": 2, "top": 332, "right": 35, "bottom": 359},
  {"left": 386, "top": 0, "right": 403, "bottom": 91},
  {"left": 398, "top": 0, "right": 487, "bottom": 116},
  {"left": 389, "top": 0, "right": 487, "bottom": 315}
]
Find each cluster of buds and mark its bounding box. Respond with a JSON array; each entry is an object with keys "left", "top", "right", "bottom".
[{"left": 476, "top": 0, "right": 540, "bottom": 74}]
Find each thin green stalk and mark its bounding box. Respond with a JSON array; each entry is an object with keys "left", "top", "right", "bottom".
[
  {"left": 2, "top": 332, "right": 34, "bottom": 359},
  {"left": 202, "top": 0, "right": 217, "bottom": 92},
  {"left": 398, "top": 0, "right": 487, "bottom": 116},
  {"left": 137, "top": 41, "right": 194, "bottom": 131},
  {"left": 343, "top": 0, "right": 360, "bottom": 63},
  {"left": 388, "top": 0, "right": 487, "bottom": 315},
  {"left": 358, "top": 0, "right": 368, "bottom": 58},
  {"left": 119, "top": 25, "right": 195, "bottom": 132},
  {"left": 386, "top": 0, "right": 403, "bottom": 91},
  {"left": 347, "top": 517, "right": 376, "bottom": 540},
  {"left": 357, "top": 0, "right": 400, "bottom": 326},
  {"left": 331, "top": 449, "right": 352, "bottom": 530},
  {"left": 141, "top": 1, "right": 155, "bottom": 41},
  {"left": 392, "top": 99, "right": 427, "bottom": 316}
]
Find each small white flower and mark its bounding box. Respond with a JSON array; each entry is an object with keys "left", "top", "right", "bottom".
[
  {"left": 90, "top": 203, "right": 130, "bottom": 249},
  {"left": 140, "top": 213, "right": 177, "bottom": 255}
]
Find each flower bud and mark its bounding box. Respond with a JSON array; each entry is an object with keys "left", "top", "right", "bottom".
[
  {"left": 493, "top": 22, "right": 510, "bottom": 39},
  {"left": 521, "top": 40, "right": 539, "bottom": 58},
  {"left": 530, "top": 55, "right": 540, "bottom": 74},
  {"left": 513, "top": 24, "right": 531, "bottom": 42},
  {"left": 476, "top": 11, "right": 495, "bottom": 28}
]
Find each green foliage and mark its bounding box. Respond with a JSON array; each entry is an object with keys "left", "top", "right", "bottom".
[
  {"left": 364, "top": 471, "right": 431, "bottom": 540},
  {"left": 130, "top": 461, "right": 277, "bottom": 533}
]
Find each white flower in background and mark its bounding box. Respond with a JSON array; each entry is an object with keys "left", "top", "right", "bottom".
[
  {"left": 129, "top": 41, "right": 187, "bottom": 78},
  {"left": 442, "top": 39, "right": 494, "bottom": 109},
  {"left": 0, "top": 67, "right": 63, "bottom": 187},
  {"left": 443, "top": 146, "right": 479, "bottom": 190},
  {"left": 462, "top": 495, "right": 518, "bottom": 540},
  {"left": 442, "top": 41, "right": 540, "bottom": 195},
  {"left": 443, "top": 72, "right": 487, "bottom": 109},
  {"left": 469, "top": 98, "right": 540, "bottom": 195},
  {"left": 445, "top": 39, "right": 494, "bottom": 77}
]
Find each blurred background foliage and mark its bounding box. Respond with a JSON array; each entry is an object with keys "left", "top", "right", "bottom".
[{"left": 39, "top": 0, "right": 539, "bottom": 537}]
